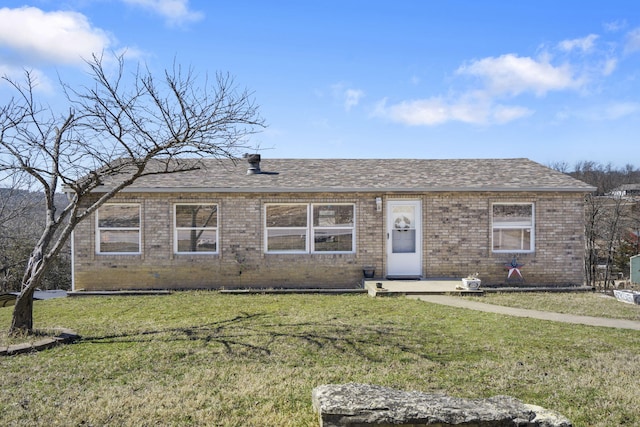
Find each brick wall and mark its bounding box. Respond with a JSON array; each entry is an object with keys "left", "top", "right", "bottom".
[
  {"left": 422, "top": 192, "right": 586, "bottom": 285},
  {"left": 72, "top": 191, "right": 586, "bottom": 290}
]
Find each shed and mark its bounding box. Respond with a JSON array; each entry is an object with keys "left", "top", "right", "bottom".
[{"left": 631, "top": 255, "right": 640, "bottom": 285}]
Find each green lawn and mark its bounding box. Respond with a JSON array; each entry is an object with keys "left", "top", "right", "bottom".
[
  {"left": 483, "top": 291, "right": 640, "bottom": 321},
  {"left": 1, "top": 292, "right": 639, "bottom": 426}
]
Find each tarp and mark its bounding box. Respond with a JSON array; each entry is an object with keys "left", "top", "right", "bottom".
[{"left": 0, "top": 290, "right": 67, "bottom": 308}]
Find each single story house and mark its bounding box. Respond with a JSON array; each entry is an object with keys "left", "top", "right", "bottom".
[
  {"left": 608, "top": 183, "right": 640, "bottom": 198},
  {"left": 70, "top": 156, "right": 595, "bottom": 291}
]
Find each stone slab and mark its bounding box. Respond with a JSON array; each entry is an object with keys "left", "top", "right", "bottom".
[
  {"left": 1, "top": 328, "right": 79, "bottom": 356},
  {"left": 613, "top": 289, "right": 640, "bottom": 305},
  {"left": 312, "top": 383, "right": 572, "bottom": 427}
]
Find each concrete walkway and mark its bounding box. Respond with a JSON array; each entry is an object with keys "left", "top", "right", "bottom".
[{"left": 409, "top": 294, "right": 640, "bottom": 330}]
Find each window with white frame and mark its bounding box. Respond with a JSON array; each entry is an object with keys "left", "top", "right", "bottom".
[
  {"left": 174, "top": 204, "right": 218, "bottom": 254},
  {"left": 312, "top": 204, "right": 355, "bottom": 252},
  {"left": 492, "top": 203, "right": 534, "bottom": 252},
  {"left": 97, "top": 204, "right": 141, "bottom": 254},
  {"left": 265, "top": 203, "right": 355, "bottom": 253},
  {"left": 265, "top": 204, "right": 308, "bottom": 252}
]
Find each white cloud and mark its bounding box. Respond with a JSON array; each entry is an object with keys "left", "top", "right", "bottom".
[
  {"left": 344, "top": 89, "right": 365, "bottom": 111},
  {"left": 331, "top": 83, "right": 365, "bottom": 111},
  {"left": 557, "top": 34, "right": 599, "bottom": 53},
  {"left": 372, "top": 53, "right": 579, "bottom": 127},
  {"left": 373, "top": 33, "right": 626, "bottom": 128},
  {"left": 599, "top": 102, "right": 640, "bottom": 120},
  {"left": 602, "top": 58, "right": 617, "bottom": 76},
  {"left": 624, "top": 28, "right": 640, "bottom": 54},
  {"left": 456, "top": 54, "right": 582, "bottom": 97},
  {"left": 492, "top": 105, "right": 534, "bottom": 124},
  {"left": 122, "top": 0, "right": 203, "bottom": 27},
  {"left": 604, "top": 20, "right": 626, "bottom": 32},
  {"left": 373, "top": 96, "right": 532, "bottom": 126},
  {"left": 376, "top": 97, "right": 452, "bottom": 126},
  {"left": 555, "top": 102, "right": 640, "bottom": 121},
  {"left": 555, "top": 34, "right": 619, "bottom": 78},
  {"left": 0, "top": 7, "right": 113, "bottom": 65}
]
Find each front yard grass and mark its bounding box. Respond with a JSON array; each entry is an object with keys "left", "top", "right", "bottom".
[
  {"left": 1, "top": 292, "right": 639, "bottom": 426},
  {"left": 483, "top": 291, "right": 640, "bottom": 321}
]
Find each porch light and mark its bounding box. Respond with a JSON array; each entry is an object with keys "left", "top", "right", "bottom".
[{"left": 375, "top": 197, "right": 382, "bottom": 212}]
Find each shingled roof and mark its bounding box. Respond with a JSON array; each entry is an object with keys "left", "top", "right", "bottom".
[{"left": 94, "top": 158, "right": 596, "bottom": 193}]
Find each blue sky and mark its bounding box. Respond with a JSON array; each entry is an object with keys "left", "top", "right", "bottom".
[{"left": 1, "top": 1, "right": 639, "bottom": 168}]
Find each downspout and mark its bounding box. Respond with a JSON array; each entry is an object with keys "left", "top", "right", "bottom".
[
  {"left": 65, "top": 189, "right": 76, "bottom": 292},
  {"left": 70, "top": 230, "right": 75, "bottom": 292}
]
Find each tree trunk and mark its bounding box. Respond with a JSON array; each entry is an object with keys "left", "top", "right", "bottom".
[
  {"left": 9, "top": 247, "right": 45, "bottom": 335},
  {"left": 9, "top": 285, "right": 36, "bottom": 334}
]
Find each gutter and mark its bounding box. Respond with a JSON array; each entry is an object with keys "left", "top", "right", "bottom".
[{"left": 76, "top": 186, "right": 597, "bottom": 194}]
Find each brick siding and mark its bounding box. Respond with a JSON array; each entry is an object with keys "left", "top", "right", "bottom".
[{"left": 72, "top": 191, "right": 586, "bottom": 290}]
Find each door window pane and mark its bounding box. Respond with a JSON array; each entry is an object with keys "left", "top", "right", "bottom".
[
  {"left": 391, "top": 205, "right": 416, "bottom": 253},
  {"left": 392, "top": 229, "right": 416, "bottom": 253},
  {"left": 391, "top": 205, "right": 415, "bottom": 230}
]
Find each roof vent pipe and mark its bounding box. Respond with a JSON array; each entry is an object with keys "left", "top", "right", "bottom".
[{"left": 244, "top": 153, "right": 261, "bottom": 175}]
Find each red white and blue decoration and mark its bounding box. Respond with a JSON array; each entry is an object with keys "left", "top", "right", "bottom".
[{"left": 505, "top": 256, "right": 524, "bottom": 281}]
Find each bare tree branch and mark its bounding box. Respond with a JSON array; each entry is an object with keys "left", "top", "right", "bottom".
[{"left": 1, "top": 53, "right": 264, "bottom": 333}]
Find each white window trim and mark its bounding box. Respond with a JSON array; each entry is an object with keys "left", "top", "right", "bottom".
[
  {"left": 174, "top": 203, "right": 219, "bottom": 255},
  {"left": 96, "top": 203, "right": 141, "bottom": 255},
  {"left": 265, "top": 203, "right": 309, "bottom": 254},
  {"left": 310, "top": 203, "right": 356, "bottom": 254},
  {"left": 264, "top": 203, "right": 356, "bottom": 254},
  {"left": 491, "top": 202, "right": 535, "bottom": 253}
]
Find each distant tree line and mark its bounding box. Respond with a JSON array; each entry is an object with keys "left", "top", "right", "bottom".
[
  {"left": 0, "top": 187, "right": 71, "bottom": 293},
  {"left": 564, "top": 161, "right": 640, "bottom": 195}
]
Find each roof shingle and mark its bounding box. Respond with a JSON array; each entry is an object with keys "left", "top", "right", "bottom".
[{"left": 97, "top": 158, "right": 596, "bottom": 193}]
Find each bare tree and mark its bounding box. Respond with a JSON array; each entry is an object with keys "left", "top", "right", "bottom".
[
  {"left": 567, "top": 161, "right": 640, "bottom": 288},
  {"left": 600, "top": 196, "right": 628, "bottom": 289},
  {"left": 0, "top": 53, "right": 264, "bottom": 333},
  {"left": 583, "top": 194, "right": 602, "bottom": 288},
  {"left": 546, "top": 161, "right": 570, "bottom": 174},
  {"left": 0, "top": 174, "right": 40, "bottom": 292},
  {"left": 1, "top": 172, "right": 72, "bottom": 292}
]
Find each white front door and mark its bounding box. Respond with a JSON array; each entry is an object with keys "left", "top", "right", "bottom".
[{"left": 386, "top": 200, "right": 422, "bottom": 278}]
